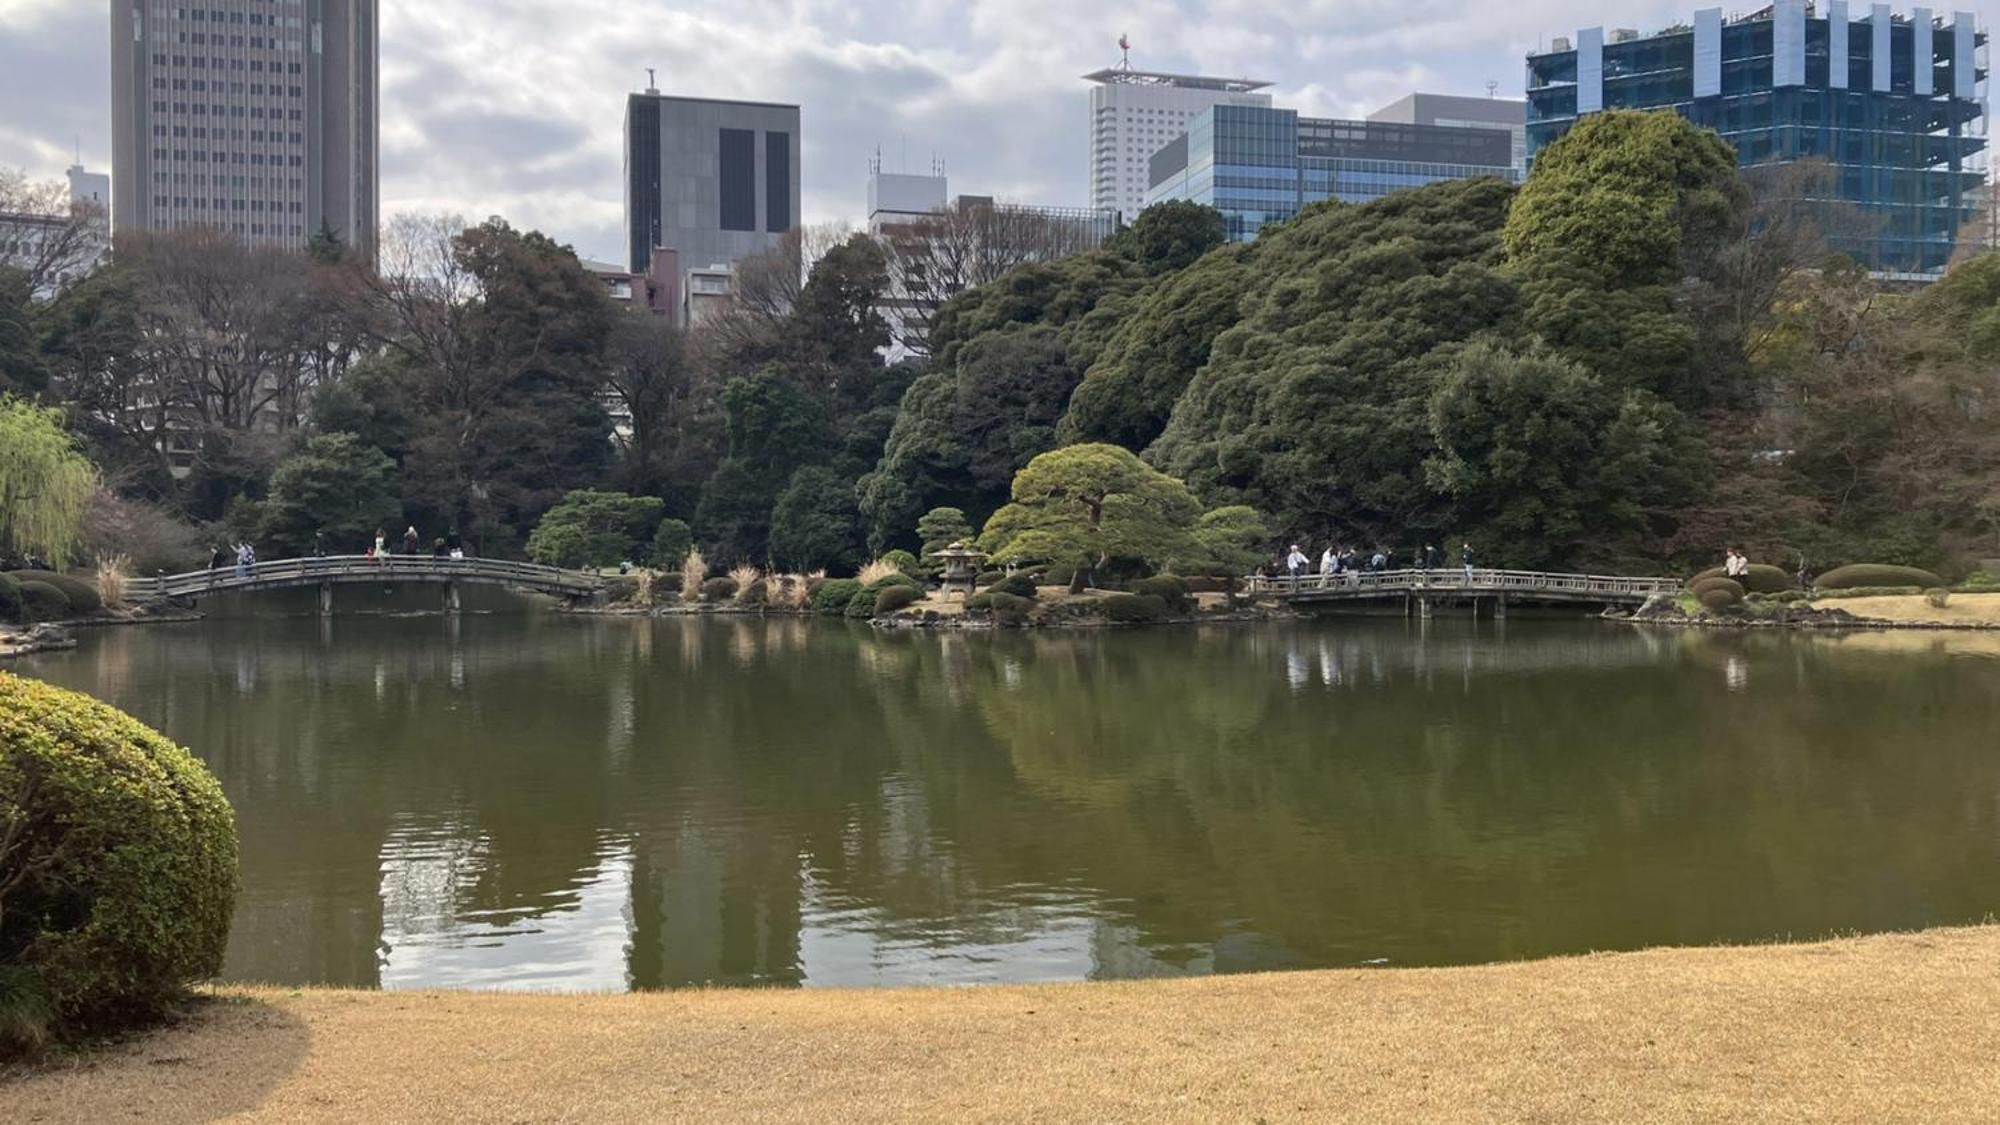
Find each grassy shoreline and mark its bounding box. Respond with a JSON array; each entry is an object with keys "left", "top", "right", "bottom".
[{"left": 9, "top": 925, "right": 2000, "bottom": 1122}]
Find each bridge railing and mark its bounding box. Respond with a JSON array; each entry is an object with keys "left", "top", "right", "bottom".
[
  {"left": 1245, "top": 568, "right": 1682, "bottom": 599},
  {"left": 126, "top": 555, "right": 606, "bottom": 602}
]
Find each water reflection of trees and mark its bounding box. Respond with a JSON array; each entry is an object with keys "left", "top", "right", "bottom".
[{"left": 33, "top": 617, "right": 2000, "bottom": 990}]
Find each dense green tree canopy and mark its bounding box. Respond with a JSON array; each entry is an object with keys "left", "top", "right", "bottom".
[
  {"left": 258, "top": 433, "right": 402, "bottom": 558},
  {"left": 525, "top": 490, "right": 666, "bottom": 570},
  {"left": 916, "top": 507, "right": 975, "bottom": 561},
  {"left": 768, "top": 465, "right": 868, "bottom": 574},
  {"left": 979, "top": 444, "right": 1202, "bottom": 580},
  {"left": 0, "top": 269, "right": 49, "bottom": 397},
  {"left": 1108, "top": 200, "right": 1228, "bottom": 275}
]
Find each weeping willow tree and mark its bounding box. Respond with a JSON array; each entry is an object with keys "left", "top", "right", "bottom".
[{"left": 0, "top": 396, "right": 97, "bottom": 566}]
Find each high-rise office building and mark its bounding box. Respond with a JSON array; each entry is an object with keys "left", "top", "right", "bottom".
[
  {"left": 1369, "top": 93, "right": 1528, "bottom": 176},
  {"left": 1146, "top": 106, "right": 1519, "bottom": 242},
  {"left": 1086, "top": 60, "right": 1273, "bottom": 223},
  {"left": 1526, "top": 4, "right": 1988, "bottom": 276},
  {"left": 110, "top": 1, "right": 379, "bottom": 257},
  {"left": 624, "top": 86, "right": 802, "bottom": 282}
]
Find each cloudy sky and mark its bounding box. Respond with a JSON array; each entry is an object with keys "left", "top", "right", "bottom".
[{"left": 2, "top": 0, "right": 1943, "bottom": 263}]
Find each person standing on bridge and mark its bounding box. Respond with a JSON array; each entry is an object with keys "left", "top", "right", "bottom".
[
  {"left": 372, "top": 529, "right": 387, "bottom": 563},
  {"left": 311, "top": 531, "right": 326, "bottom": 559},
  {"left": 404, "top": 526, "right": 421, "bottom": 556},
  {"left": 235, "top": 541, "right": 255, "bottom": 579},
  {"left": 1319, "top": 546, "right": 1337, "bottom": 582},
  {"left": 1461, "top": 542, "right": 1476, "bottom": 581},
  {"left": 1286, "top": 545, "right": 1308, "bottom": 584}
]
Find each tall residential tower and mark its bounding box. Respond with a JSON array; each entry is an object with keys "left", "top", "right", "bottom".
[
  {"left": 1526, "top": 4, "right": 1988, "bottom": 276},
  {"left": 110, "top": 0, "right": 379, "bottom": 257},
  {"left": 1085, "top": 59, "right": 1273, "bottom": 223}
]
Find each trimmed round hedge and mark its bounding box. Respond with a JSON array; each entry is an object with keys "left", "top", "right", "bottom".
[
  {"left": 1100, "top": 593, "right": 1170, "bottom": 624},
  {"left": 986, "top": 573, "right": 1037, "bottom": 600},
  {"left": 701, "top": 576, "right": 739, "bottom": 602},
  {"left": 16, "top": 582, "right": 71, "bottom": 623},
  {"left": 1131, "top": 576, "right": 1192, "bottom": 614},
  {"left": 874, "top": 585, "right": 922, "bottom": 615},
  {"left": 1688, "top": 576, "right": 1746, "bottom": 602},
  {"left": 0, "top": 673, "right": 237, "bottom": 1047},
  {"left": 812, "top": 578, "right": 862, "bottom": 616},
  {"left": 0, "top": 573, "right": 21, "bottom": 622},
  {"left": 6, "top": 572, "right": 102, "bottom": 616},
  {"left": 882, "top": 550, "right": 921, "bottom": 578},
  {"left": 1814, "top": 564, "right": 1946, "bottom": 591},
  {"left": 1690, "top": 564, "right": 1794, "bottom": 595},
  {"left": 1697, "top": 587, "right": 1743, "bottom": 611},
  {"left": 984, "top": 591, "right": 1035, "bottom": 627}
]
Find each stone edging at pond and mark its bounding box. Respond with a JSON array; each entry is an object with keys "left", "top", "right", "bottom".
[
  {"left": 1608, "top": 607, "right": 2000, "bottom": 632},
  {"left": 562, "top": 597, "right": 1301, "bottom": 630}
]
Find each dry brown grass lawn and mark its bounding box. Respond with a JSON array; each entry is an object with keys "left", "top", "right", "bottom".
[
  {"left": 9, "top": 926, "right": 2000, "bottom": 1123},
  {"left": 1812, "top": 591, "right": 2000, "bottom": 626}
]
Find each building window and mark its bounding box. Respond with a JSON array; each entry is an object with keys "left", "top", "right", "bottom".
[
  {"left": 718, "top": 127, "right": 756, "bottom": 232},
  {"left": 765, "top": 131, "right": 791, "bottom": 233}
]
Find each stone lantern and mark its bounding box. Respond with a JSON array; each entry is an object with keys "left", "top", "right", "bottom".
[{"left": 932, "top": 542, "right": 988, "bottom": 602}]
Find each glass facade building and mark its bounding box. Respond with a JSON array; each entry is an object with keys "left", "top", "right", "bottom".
[
  {"left": 1527, "top": 4, "right": 1989, "bottom": 276},
  {"left": 1147, "top": 105, "right": 1518, "bottom": 242}
]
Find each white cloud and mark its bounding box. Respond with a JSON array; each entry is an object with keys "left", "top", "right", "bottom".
[{"left": 1, "top": 1, "right": 1771, "bottom": 260}]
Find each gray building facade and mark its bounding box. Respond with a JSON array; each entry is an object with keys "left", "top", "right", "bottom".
[
  {"left": 1368, "top": 93, "right": 1528, "bottom": 175},
  {"left": 110, "top": 0, "right": 379, "bottom": 257},
  {"left": 624, "top": 91, "right": 802, "bottom": 275}
]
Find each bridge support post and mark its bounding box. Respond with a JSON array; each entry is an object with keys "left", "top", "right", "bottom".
[
  {"left": 1418, "top": 597, "right": 1433, "bottom": 620},
  {"left": 1494, "top": 594, "right": 1507, "bottom": 621},
  {"left": 444, "top": 581, "right": 462, "bottom": 616},
  {"left": 318, "top": 582, "right": 333, "bottom": 617}
]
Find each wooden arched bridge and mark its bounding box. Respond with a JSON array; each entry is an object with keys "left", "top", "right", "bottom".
[
  {"left": 1247, "top": 568, "right": 1681, "bottom": 617},
  {"left": 126, "top": 556, "right": 606, "bottom": 614}
]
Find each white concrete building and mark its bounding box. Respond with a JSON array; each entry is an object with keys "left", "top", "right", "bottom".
[{"left": 1085, "top": 60, "right": 1272, "bottom": 223}]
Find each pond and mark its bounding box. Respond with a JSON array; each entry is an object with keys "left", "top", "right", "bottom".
[{"left": 15, "top": 599, "right": 2000, "bottom": 990}]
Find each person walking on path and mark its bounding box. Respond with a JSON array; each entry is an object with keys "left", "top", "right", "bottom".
[
  {"left": 404, "top": 526, "right": 421, "bottom": 556},
  {"left": 234, "top": 542, "right": 255, "bottom": 580},
  {"left": 1319, "top": 546, "right": 1337, "bottom": 583}
]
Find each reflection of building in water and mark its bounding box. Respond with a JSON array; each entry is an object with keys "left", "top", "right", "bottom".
[
  {"left": 1090, "top": 920, "right": 1214, "bottom": 979},
  {"left": 626, "top": 819, "right": 804, "bottom": 988}
]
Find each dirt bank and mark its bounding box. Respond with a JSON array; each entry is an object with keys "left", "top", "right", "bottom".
[
  {"left": 9, "top": 925, "right": 2000, "bottom": 1122},
  {"left": 1810, "top": 591, "right": 2000, "bottom": 627}
]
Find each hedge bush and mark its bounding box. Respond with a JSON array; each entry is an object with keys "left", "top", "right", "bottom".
[
  {"left": 16, "top": 582, "right": 71, "bottom": 622},
  {"left": 737, "top": 578, "right": 768, "bottom": 608},
  {"left": 1697, "top": 587, "right": 1743, "bottom": 611},
  {"left": 1688, "top": 577, "right": 1745, "bottom": 602},
  {"left": 1044, "top": 565, "right": 1076, "bottom": 589},
  {"left": 1814, "top": 564, "right": 1947, "bottom": 591},
  {"left": 0, "top": 673, "right": 237, "bottom": 1050},
  {"left": 1100, "top": 593, "right": 1170, "bottom": 623},
  {"left": 1690, "top": 564, "right": 1795, "bottom": 595},
  {"left": 7, "top": 572, "right": 101, "bottom": 616},
  {"left": 987, "top": 573, "right": 1037, "bottom": 600},
  {"left": 1131, "top": 575, "right": 1192, "bottom": 614},
  {"left": 985, "top": 591, "right": 1035, "bottom": 627},
  {"left": 0, "top": 573, "right": 20, "bottom": 622},
  {"left": 974, "top": 570, "right": 1005, "bottom": 588},
  {"left": 650, "top": 519, "right": 692, "bottom": 568},
  {"left": 874, "top": 585, "right": 922, "bottom": 615},
  {"left": 701, "top": 576, "right": 739, "bottom": 602},
  {"left": 813, "top": 578, "right": 862, "bottom": 616},
  {"left": 883, "top": 550, "right": 921, "bottom": 578},
  {"left": 967, "top": 592, "right": 992, "bottom": 611},
  {"left": 1925, "top": 588, "right": 1952, "bottom": 609}
]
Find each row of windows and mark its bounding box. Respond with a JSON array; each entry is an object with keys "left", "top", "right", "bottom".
[
  {"left": 151, "top": 148, "right": 305, "bottom": 167},
  {"left": 158, "top": 6, "right": 305, "bottom": 29},
  {"left": 164, "top": 32, "right": 301, "bottom": 49},
  {"left": 151, "top": 53, "right": 303, "bottom": 74},
  {"left": 154, "top": 79, "right": 303, "bottom": 96},
  {"left": 153, "top": 106, "right": 303, "bottom": 122},
  {"left": 155, "top": 125, "right": 300, "bottom": 142},
  {"left": 151, "top": 196, "right": 302, "bottom": 213},
  {"left": 151, "top": 172, "right": 303, "bottom": 189},
  {"left": 148, "top": 217, "right": 308, "bottom": 239}
]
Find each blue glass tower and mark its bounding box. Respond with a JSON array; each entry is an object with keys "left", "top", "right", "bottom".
[
  {"left": 1527, "top": 4, "right": 1989, "bottom": 277},
  {"left": 1146, "top": 105, "right": 1519, "bottom": 242}
]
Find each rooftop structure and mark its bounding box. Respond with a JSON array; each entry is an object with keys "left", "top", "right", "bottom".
[
  {"left": 1369, "top": 93, "right": 1528, "bottom": 174},
  {"left": 624, "top": 87, "right": 801, "bottom": 280},
  {"left": 1526, "top": 3, "right": 1989, "bottom": 277},
  {"left": 1086, "top": 48, "right": 1275, "bottom": 224},
  {"left": 1146, "top": 105, "right": 1519, "bottom": 242}
]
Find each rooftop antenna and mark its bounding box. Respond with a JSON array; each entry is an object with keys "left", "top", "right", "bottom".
[
  {"left": 1486, "top": 79, "right": 1500, "bottom": 99},
  {"left": 1117, "top": 33, "right": 1132, "bottom": 70},
  {"left": 644, "top": 67, "right": 658, "bottom": 95}
]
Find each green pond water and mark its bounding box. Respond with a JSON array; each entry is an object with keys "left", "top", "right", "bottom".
[{"left": 15, "top": 593, "right": 2000, "bottom": 991}]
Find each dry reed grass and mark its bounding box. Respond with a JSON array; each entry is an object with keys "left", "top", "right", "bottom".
[
  {"left": 680, "top": 548, "right": 706, "bottom": 602},
  {"left": 728, "top": 564, "right": 761, "bottom": 606},
  {"left": 9, "top": 926, "right": 2000, "bottom": 1122},
  {"left": 857, "top": 559, "right": 901, "bottom": 587},
  {"left": 631, "top": 569, "right": 656, "bottom": 608},
  {"left": 767, "top": 574, "right": 810, "bottom": 610},
  {"left": 92, "top": 553, "right": 132, "bottom": 609}
]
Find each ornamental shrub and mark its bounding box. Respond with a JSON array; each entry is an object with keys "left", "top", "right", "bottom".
[
  {"left": 874, "top": 585, "right": 922, "bottom": 615},
  {"left": 985, "top": 591, "right": 1035, "bottom": 627},
  {"left": 1690, "top": 564, "right": 1795, "bottom": 594},
  {"left": 1131, "top": 575, "right": 1192, "bottom": 613},
  {"left": 1688, "top": 576, "right": 1745, "bottom": 602},
  {"left": 974, "top": 570, "right": 1005, "bottom": 588},
  {"left": 702, "top": 576, "right": 739, "bottom": 602},
  {"left": 650, "top": 519, "right": 693, "bottom": 568},
  {"left": 0, "top": 573, "right": 20, "bottom": 622},
  {"left": 1814, "top": 564, "right": 1947, "bottom": 591},
  {"left": 863, "top": 573, "right": 921, "bottom": 594},
  {"left": 987, "top": 573, "right": 1037, "bottom": 600},
  {"left": 1925, "top": 588, "right": 1952, "bottom": 609},
  {"left": 8, "top": 572, "right": 101, "bottom": 616},
  {"left": 16, "top": 581, "right": 70, "bottom": 622},
  {"left": 813, "top": 578, "right": 862, "bottom": 616},
  {"left": 967, "top": 592, "right": 993, "bottom": 611},
  {"left": 883, "top": 549, "right": 921, "bottom": 578},
  {"left": 1100, "top": 593, "right": 1171, "bottom": 623},
  {"left": 1697, "top": 586, "right": 1743, "bottom": 611},
  {"left": 0, "top": 673, "right": 237, "bottom": 1049}
]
